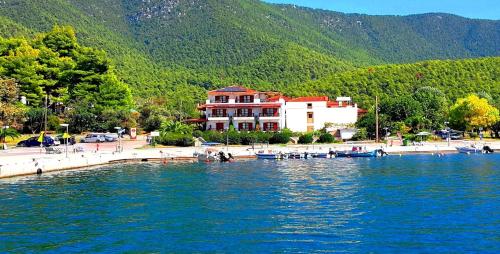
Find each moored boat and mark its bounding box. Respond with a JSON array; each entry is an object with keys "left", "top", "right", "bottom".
[
  {"left": 336, "top": 148, "right": 386, "bottom": 158},
  {"left": 456, "top": 144, "right": 494, "bottom": 154}
]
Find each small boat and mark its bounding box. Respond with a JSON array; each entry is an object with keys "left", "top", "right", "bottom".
[
  {"left": 194, "top": 148, "right": 235, "bottom": 162},
  {"left": 310, "top": 152, "right": 328, "bottom": 158},
  {"left": 336, "top": 149, "right": 386, "bottom": 158},
  {"left": 195, "top": 152, "right": 219, "bottom": 162},
  {"left": 456, "top": 145, "right": 494, "bottom": 154},
  {"left": 256, "top": 150, "right": 281, "bottom": 160},
  {"left": 286, "top": 152, "right": 304, "bottom": 159}
]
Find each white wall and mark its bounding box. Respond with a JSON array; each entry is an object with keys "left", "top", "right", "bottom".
[{"left": 285, "top": 101, "right": 358, "bottom": 132}]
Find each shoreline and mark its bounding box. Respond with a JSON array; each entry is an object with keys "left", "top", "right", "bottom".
[{"left": 1, "top": 141, "right": 499, "bottom": 179}]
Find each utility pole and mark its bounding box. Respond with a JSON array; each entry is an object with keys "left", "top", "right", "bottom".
[
  {"left": 44, "top": 93, "right": 48, "bottom": 132},
  {"left": 375, "top": 95, "right": 379, "bottom": 143}
]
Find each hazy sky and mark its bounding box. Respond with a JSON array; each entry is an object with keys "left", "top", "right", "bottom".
[{"left": 263, "top": 0, "right": 500, "bottom": 20}]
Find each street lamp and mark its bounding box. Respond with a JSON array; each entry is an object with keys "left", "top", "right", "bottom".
[
  {"left": 60, "top": 123, "right": 69, "bottom": 158},
  {"left": 2, "top": 125, "right": 9, "bottom": 150},
  {"left": 444, "top": 121, "right": 450, "bottom": 147},
  {"left": 383, "top": 127, "right": 389, "bottom": 147},
  {"left": 114, "top": 127, "right": 122, "bottom": 153}
]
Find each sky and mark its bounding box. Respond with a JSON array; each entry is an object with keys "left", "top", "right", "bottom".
[{"left": 263, "top": 0, "right": 500, "bottom": 20}]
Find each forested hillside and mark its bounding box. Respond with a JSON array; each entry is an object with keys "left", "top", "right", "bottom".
[
  {"left": 0, "top": 0, "right": 498, "bottom": 100},
  {"left": 292, "top": 57, "right": 500, "bottom": 108}
]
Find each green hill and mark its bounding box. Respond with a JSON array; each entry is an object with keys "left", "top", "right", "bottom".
[
  {"left": 0, "top": 0, "right": 498, "bottom": 99},
  {"left": 292, "top": 57, "right": 500, "bottom": 108}
]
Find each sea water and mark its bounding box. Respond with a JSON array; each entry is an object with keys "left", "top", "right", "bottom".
[{"left": 1, "top": 154, "right": 499, "bottom": 253}]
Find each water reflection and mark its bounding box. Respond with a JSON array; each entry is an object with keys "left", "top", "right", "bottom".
[{"left": 0, "top": 154, "right": 499, "bottom": 252}]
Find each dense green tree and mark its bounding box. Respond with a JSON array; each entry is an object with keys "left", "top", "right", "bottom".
[
  {"left": 0, "top": 77, "right": 25, "bottom": 128},
  {"left": 413, "top": 86, "right": 448, "bottom": 129},
  {"left": 23, "top": 108, "right": 45, "bottom": 134}
]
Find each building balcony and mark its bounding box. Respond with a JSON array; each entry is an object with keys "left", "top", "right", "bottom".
[
  {"left": 206, "top": 113, "right": 229, "bottom": 121},
  {"left": 258, "top": 113, "right": 280, "bottom": 119}
]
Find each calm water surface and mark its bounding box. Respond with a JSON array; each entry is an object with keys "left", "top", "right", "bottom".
[{"left": 1, "top": 154, "right": 499, "bottom": 253}]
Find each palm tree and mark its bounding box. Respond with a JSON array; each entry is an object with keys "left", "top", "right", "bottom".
[
  {"left": 1, "top": 127, "right": 20, "bottom": 145},
  {"left": 160, "top": 121, "right": 193, "bottom": 135}
]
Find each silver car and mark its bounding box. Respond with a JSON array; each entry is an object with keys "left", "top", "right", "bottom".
[{"left": 81, "top": 134, "right": 106, "bottom": 143}]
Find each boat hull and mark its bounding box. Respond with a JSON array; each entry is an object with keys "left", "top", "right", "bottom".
[
  {"left": 256, "top": 154, "right": 279, "bottom": 160},
  {"left": 336, "top": 150, "right": 380, "bottom": 158},
  {"left": 456, "top": 147, "right": 482, "bottom": 154}
]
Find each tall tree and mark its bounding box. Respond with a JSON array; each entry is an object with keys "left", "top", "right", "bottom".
[{"left": 449, "top": 94, "right": 500, "bottom": 131}]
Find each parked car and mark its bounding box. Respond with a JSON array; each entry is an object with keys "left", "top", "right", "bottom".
[
  {"left": 437, "top": 130, "right": 463, "bottom": 140},
  {"left": 104, "top": 133, "right": 119, "bottom": 142},
  {"left": 55, "top": 134, "right": 76, "bottom": 145},
  {"left": 81, "top": 133, "right": 106, "bottom": 143},
  {"left": 17, "top": 136, "right": 56, "bottom": 147}
]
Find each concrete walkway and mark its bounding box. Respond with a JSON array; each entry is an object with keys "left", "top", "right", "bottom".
[{"left": 1, "top": 140, "right": 499, "bottom": 179}]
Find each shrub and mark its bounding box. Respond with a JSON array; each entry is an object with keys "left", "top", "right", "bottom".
[
  {"left": 47, "top": 115, "right": 61, "bottom": 131},
  {"left": 158, "top": 132, "right": 194, "bottom": 147},
  {"left": 318, "top": 133, "right": 334, "bottom": 143},
  {"left": 226, "top": 130, "right": 241, "bottom": 145},
  {"left": 143, "top": 115, "right": 163, "bottom": 132},
  {"left": 240, "top": 131, "right": 261, "bottom": 145},
  {"left": 298, "top": 133, "right": 314, "bottom": 144},
  {"left": 202, "top": 130, "right": 225, "bottom": 143},
  {"left": 254, "top": 131, "right": 272, "bottom": 143},
  {"left": 269, "top": 131, "right": 291, "bottom": 144},
  {"left": 192, "top": 130, "right": 204, "bottom": 138},
  {"left": 352, "top": 128, "right": 368, "bottom": 141}
]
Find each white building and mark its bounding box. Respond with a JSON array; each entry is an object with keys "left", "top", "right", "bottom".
[
  {"left": 283, "top": 96, "right": 359, "bottom": 133},
  {"left": 196, "top": 86, "right": 361, "bottom": 138}
]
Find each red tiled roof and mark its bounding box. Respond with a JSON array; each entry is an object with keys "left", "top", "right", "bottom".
[
  {"left": 208, "top": 86, "right": 257, "bottom": 95},
  {"left": 358, "top": 108, "right": 368, "bottom": 114},
  {"left": 267, "top": 95, "right": 291, "bottom": 102},
  {"left": 327, "top": 101, "right": 340, "bottom": 107},
  {"left": 288, "top": 96, "right": 329, "bottom": 102}
]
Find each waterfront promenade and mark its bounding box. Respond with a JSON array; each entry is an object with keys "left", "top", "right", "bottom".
[{"left": 1, "top": 140, "right": 499, "bottom": 179}]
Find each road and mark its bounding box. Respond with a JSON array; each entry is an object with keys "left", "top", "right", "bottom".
[{"left": 0, "top": 140, "right": 147, "bottom": 157}]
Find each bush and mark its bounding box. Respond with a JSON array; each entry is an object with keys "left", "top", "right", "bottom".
[
  {"left": 158, "top": 132, "right": 194, "bottom": 147},
  {"left": 192, "top": 130, "right": 204, "bottom": 138},
  {"left": 318, "top": 133, "right": 334, "bottom": 143},
  {"left": 143, "top": 115, "right": 163, "bottom": 132},
  {"left": 298, "top": 133, "right": 314, "bottom": 144},
  {"left": 352, "top": 128, "right": 368, "bottom": 141},
  {"left": 202, "top": 131, "right": 225, "bottom": 143},
  {"left": 254, "top": 131, "right": 272, "bottom": 143},
  {"left": 47, "top": 115, "right": 61, "bottom": 131},
  {"left": 226, "top": 130, "right": 241, "bottom": 145},
  {"left": 269, "top": 131, "right": 291, "bottom": 144}
]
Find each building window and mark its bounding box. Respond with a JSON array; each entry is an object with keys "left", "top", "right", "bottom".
[
  {"left": 263, "top": 122, "right": 278, "bottom": 131},
  {"left": 216, "top": 123, "right": 224, "bottom": 131},
  {"left": 212, "top": 109, "right": 226, "bottom": 117},
  {"left": 307, "top": 112, "right": 314, "bottom": 124},
  {"left": 263, "top": 108, "right": 277, "bottom": 117},
  {"left": 238, "top": 108, "right": 252, "bottom": 117},
  {"left": 215, "top": 96, "right": 228, "bottom": 103},
  {"left": 240, "top": 95, "right": 253, "bottom": 103},
  {"left": 307, "top": 103, "right": 313, "bottom": 109},
  {"left": 239, "top": 122, "right": 253, "bottom": 131}
]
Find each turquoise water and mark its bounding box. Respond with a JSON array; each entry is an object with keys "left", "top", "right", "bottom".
[{"left": 1, "top": 154, "right": 499, "bottom": 253}]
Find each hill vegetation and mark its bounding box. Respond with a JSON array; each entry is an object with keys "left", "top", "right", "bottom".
[{"left": 0, "top": 0, "right": 498, "bottom": 100}]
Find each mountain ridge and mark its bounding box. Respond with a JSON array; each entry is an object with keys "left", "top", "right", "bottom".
[{"left": 0, "top": 0, "right": 498, "bottom": 100}]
